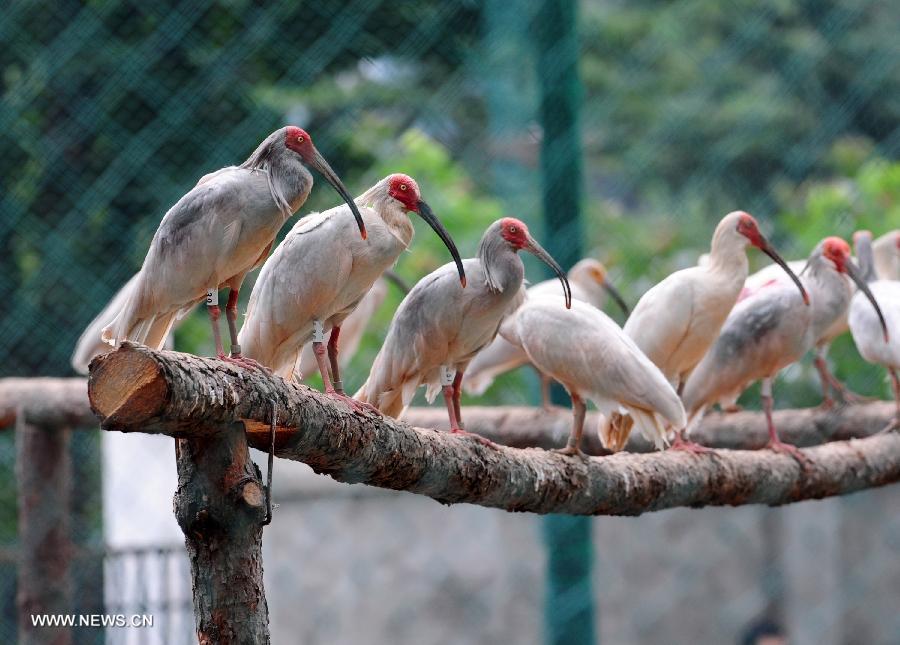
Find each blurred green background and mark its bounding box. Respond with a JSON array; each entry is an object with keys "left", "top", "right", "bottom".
[{"left": 1, "top": 1, "right": 899, "bottom": 643}]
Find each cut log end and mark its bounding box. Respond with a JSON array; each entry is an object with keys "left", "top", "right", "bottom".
[{"left": 88, "top": 343, "right": 167, "bottom": 429}]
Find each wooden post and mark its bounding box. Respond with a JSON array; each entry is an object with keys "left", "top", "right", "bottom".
[
  {"left": 173, "top": 422, "right": 269, "bottom": 644},
  {"left": 15, "top": 416, "right": 73, "bottom": 645}
]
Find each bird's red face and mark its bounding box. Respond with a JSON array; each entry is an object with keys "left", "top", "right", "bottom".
[
  {"left": 822, "top": 236, "right": 851, "bottom": 272},
  {"left": 499, "top": 217, "right": 530, "bottom": 249},
  {"left": 895, "top": 232, "right": 900, "bottom": 250},
  {"left": 387, "top": 174, "right": 421, "bottom": 212},
  {"left": 284, "top": 126, "right": 315, "bottom": 162},
  {"left": 735, "top": 212, "right": 765, "bottom": 248}
]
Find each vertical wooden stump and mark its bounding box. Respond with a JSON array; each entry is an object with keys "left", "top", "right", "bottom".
[
  {"left": 15, "top": 419, "right": 73, "bottom": 645},
  {"left": 173, "top": 422, "right": 269, "bottom": 644}
]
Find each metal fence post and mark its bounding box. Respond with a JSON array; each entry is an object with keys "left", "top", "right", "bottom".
[{"left": 534, "top": 1, "right": 596, "bottom": 643}]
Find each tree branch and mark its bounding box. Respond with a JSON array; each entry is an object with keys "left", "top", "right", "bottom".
[{"left": 87, "top": 344, "right": 900, "bottom": 517}]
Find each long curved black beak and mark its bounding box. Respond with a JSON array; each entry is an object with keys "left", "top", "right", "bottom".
[
  {"left": 417, "top": 200, "right": 466, "bottom": 287},
  {"left": 758, "top": 236, "right": 810, "bottom": 305},
  {"left": 310, "top": 148, "right": 367, "bottom": 240},
  {"left": 524, "top": 235, "right": 572, "bottom": 308},
  {"left": 845, "top": 259, "right": 890, "bottom": 342},
  {"left": 602, "top": 280, "right": 630, "bottom": 316}
]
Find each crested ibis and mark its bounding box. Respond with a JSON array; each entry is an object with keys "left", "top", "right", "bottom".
[
  {"left": 682, "top": 236, "right": 888, "bottom": 460},
  {"left": 848, "top": 230, "right": 899, "bottom": 432},
  {"left": 99, "top": 126, "right": 363, "bottom": 367},
  {"left": 355, "top": 217, "right": 571, "bottom": 442},
  {"left": 463, "top": 258, "right": 628, "bottom": 404},
  {"left": 623, "top": 211, "right": 808, "bottom": 450},
  {"left": 500, "top": 295, "right": 685, "bottom": 455},
  {"left": 238, "top": 174, "right": 464, "bottom": 410}
]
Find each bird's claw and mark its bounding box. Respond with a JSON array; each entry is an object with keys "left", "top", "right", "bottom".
[
  {"left": 215, "top": 352, "right": 271, "bottom": 372},
  {"left": 552, "top": 446, "right": 588, "bottom": 460},
  {"left": 669, "top": 438, "right": 713, "bottom": 455},
  {"left": 817, "top": 397, "right": 836, "bottom": 411},
  {"left": 878, "top": 418, "right": 900, "bottom": 435},
  {"left": 836, "top": 389, "right": 875, "bottom": 406},
  {"left": 720, "top": 404, "right": 743, "bottom": 414},
  {"left": 766, "top": 439, "right": 811, "bottom": 468},
  {"left": 328, "top": 392, "right": 381, "bottom": 416},
  {"left": 450, "top": 428, "right": 499, "bottom": 450}
]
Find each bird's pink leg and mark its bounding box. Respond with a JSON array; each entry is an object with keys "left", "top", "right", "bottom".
[
  {"left": 447, "top": 371, "right": 497, "bottom": 449},
  {"left": 881, "top": 368, "right": 900, "bottom": 434},
  {"left": 313, "top": 336, "right": 379, "bottom": 415},
  {"left": 327, "top": 326, "right": 344, "bottom": 394},
  {"left": 761, "top": 378, "right": 809, "bottom": 466},
  {"left": 221, "top": 289, "right": 267, "bottom": 371},
  {"left": 815, "top": 348, "right": 872, "bottom": 406},
  {"left": 539, "top": 371, "right": 553, "bottom": 412},
  {"left": 813, "top": 354, "right": 837, "bottom": 409},
  {"left": 207, "top": 304, "right": 226, "bottom": 358},
  {"left": 554, "top": 393, "right": 587, "bottom": 458}
]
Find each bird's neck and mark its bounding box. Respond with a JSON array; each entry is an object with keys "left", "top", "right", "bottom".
[
  {"left": 706, "top": 234, "right": 750, "bottom": 280},
  {"left": 478, "top": 237, "right": 524, "bottom": 294},
  {"left": 240, "top": 144, "right": 312, "bottom": 217},
  {"left": 805, "top": 256, "right": 852, "bottom": 335},
  {"left": 357, "top": 190, "right": 414, "bottom": 248}
]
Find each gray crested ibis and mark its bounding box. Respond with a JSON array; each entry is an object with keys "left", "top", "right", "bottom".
[
  {"left": 354, "top": 217, "right": 571, "bottom": 443},
  {"left": 681, "top": 236, "right": 888, "bottom": 461},
  {"left": 99, "top": 126, "right": 364, "bottom": 368}
]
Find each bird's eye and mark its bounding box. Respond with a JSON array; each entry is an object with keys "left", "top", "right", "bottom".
[
  {"left": 400, "top": 184, "right": 407, "bottom": 191},
  {"left": 509, "top": 225, "right": 518, "bottom": 234},
  {"left": 296, "top": 136, "right": 305, "bottom": 143}
]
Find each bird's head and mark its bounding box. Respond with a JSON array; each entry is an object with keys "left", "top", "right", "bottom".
[
  {"left": 852, "top": 230, "right": 873, "bottom": 247},
  {"left": 378, "top": 173, "right": 465, "bottom": 287},
  {"left": 283, "top": 126, "right": 366, "bottom": 239},
  {"left": 895, "top": 231, "right": 900, "bottom": 250},
  {"left": 499, "top": 217, "right": 572, "bottom": 308},
  {"left": 569, "top": 259, "right": 629, "bottom": 316},
  {"left": 387, "top": 174, "right": 421, "bottom": 212},
  {"left": 731, "top": 211, "right": 810, "bottom": 305},
  {"left": 822, "top": 236, "right": 852, "bottom": 272},
  {"left": 734, "top": 211, "right": 766, "bottom": 248},
  {"left": 822, "top": 236, "right": 889, "bottom": 342}
]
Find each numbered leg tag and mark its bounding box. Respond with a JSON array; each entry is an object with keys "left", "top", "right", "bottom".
[
  {"left": 312, "top": 320, "right": 325, "bottom": 343},
  {"left": 440, "top": 365, "right": 455, "bottom": 386},
  {"left": 206, "top": 288, "right": 218, "bottom": 306}
]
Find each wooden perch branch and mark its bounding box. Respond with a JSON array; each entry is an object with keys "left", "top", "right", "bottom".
[{"left": 88, "top": 344, "right": 900, "bottom": 517}]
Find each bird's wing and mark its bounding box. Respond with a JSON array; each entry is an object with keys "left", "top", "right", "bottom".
[
  {"left": 518, "top": 298, "right": 684, "bottom": 427},
  {"left": 622, "top": 269, "right": 698, "bottom": 377},
  {"left": 681, "top": 286, "right": 808, "bottom": 414}
]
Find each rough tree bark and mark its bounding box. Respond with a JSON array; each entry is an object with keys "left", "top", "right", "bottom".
[
  {"left": 88, "top": 344, "right": 900, "bottom": 517},
  {"left": 173, "top": 422, "right": 270, "bottom": 645},
  {"left": 15, "top": 414, "right": 73, "bottom": 645}
]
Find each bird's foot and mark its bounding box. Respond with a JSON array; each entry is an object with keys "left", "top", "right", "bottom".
[
  {"left": 552, "top": 445, "right": 588, "bottom": 460},
  {"left": 766, "top": 439, "right": 811, "bottom": 468},
  {"left": 817, "top": 396, "right": 837, "bottom": 411},
  {"left": 668, "top": 437, "right": 713, "bottom": 455},
  {"left": 450, "top": 428, "right": 499, "bottom": 450},
  {"left": 721, "top": 404, "right": 743, "bottom": 414},
  {"left": 222, "top": 352, "right": 270, "bottom": 372},
  {"left": 327, "top": 391, "right": 381, "bottom": 416}
]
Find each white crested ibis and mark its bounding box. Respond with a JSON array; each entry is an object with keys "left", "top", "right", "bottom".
[
  {"left": 463, "top": 258, "right": 628, "bottom": 404},
  {"left": 623, "top": 211, "right": 808, "bottom": 450},
  {"left": 500, "top": 295, "right": 685, "bottom": 455},
  {"left": 848, "top": 230, "right": 899, "bottom": 431},
  {"left": 238, "top": 174, "right": 464, "bottom": 410},
  {"left": 682, "top": 236, "right": 888, "bottom": 460},
  {"left": 355, "top": 217, "right": 571, "bottom": 442},
  {"left": 292, "top": 271, "right": 409, "bottom": 383},
  {"left": 873, "top": 230, "right": 900, "bottom": 281},
  {"left": 99, "top": 126, "right": 364, "bottom": 368}
]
